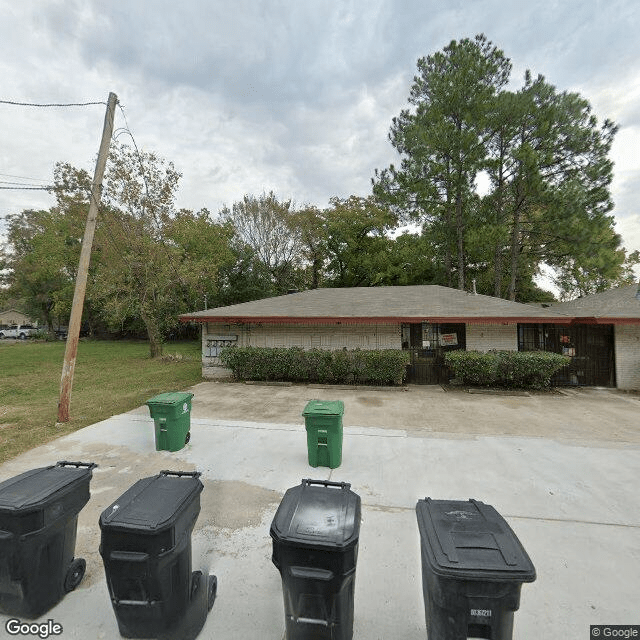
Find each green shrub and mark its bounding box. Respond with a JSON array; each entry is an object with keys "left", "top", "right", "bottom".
[
  {"left": 445, "top": 350, "right": 568, "bottom": 389},
  {"left": 328, "top": 349, "right": 354, "bottom": 384},
  {"left": 31, "top": 329, "right": 53, "bottom": 341},
  {"left": 220, "top": 346, "right": 410, "bottom": 385},
  {"left": 444, "top": 350, "right": 500, "bottom": 385}
]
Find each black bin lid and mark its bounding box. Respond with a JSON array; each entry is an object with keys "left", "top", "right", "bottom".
[
  {"left": 100, "top": 470, "right": 203, "bottom": 532},
  {"left": 270, "top": 479, "right": 360, "bottom": 549},
  {"left": 416, "top": 498, "right": 536, "bottom": 582},
  {"left": 0, "top": 461, "right": 96, "bottom": 514}
]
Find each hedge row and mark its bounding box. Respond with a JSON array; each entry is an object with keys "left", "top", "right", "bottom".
[
  {"left": 444, "top": 350, "right": 569, "bottom": 389},
  {"left": 219, "top": 346, "right": 410, "bottom": 385}
]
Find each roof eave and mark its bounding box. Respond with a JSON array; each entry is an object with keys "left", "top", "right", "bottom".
[{"left": 179, "top": 314, "right": 573, "bottom": 325}]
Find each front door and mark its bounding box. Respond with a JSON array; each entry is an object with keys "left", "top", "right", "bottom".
[
  {"left": 518, "top": 324, "right": 615, "bottom": 387},
  {"left": 403, "top": 323, "right": 466, "bottom": 384}
]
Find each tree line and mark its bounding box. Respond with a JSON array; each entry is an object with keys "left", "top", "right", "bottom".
[
  {"left": 1, "top": 34, "right": 637, "bottom": 356},
  {"left": 373, "top": 34, "right": 637, "bottom": 300}
]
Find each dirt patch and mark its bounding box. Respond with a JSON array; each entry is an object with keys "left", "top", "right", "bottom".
[
  {"left": 21, "top": 441, "right": 283, "bottom": 589},
  {"left": 467, "top": 388, "right": 531, "bottom": 396},
  {"left": 356, "top": 396, "right": 384, "bottom": 407},
  {"left": 21, "top": 442, "right": 200, "bottom": 591},
  {"left": 199, "top": 480, "right": 282, "bottom": 531}
]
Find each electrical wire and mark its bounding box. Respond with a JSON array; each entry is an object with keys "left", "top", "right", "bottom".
[
  {"left": 0, "top": 180, "right": 49, "bottom": 187},
  {"left": 0, "top": 98, "right": 106, "bottom": 195},
  {"left": 0, "top": 100, "right": 106, "bottom": 108},
  {"left": 0, "top": 186, "right": 52, "bottom": 190},
  {"left": 0, "top": 172, "right": 49, "bottom": 183},
  {"left": 2, "top": 99, "right": 189, "bottom": 300}
]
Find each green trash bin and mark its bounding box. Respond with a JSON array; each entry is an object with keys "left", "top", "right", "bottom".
[
  {"left": 302, "top": 400, "right": 344, "bottom": 469},
  {"left": 146, "top": 392, "right": 194, "bottom": 452}
]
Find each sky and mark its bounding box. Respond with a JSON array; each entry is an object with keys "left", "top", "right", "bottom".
[{"left": 1, "top": 0, "right": 639, "bottom": 284}]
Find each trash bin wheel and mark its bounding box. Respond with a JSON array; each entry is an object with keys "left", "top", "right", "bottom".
[
  {"left": 185, "top": 431, "right": 191, "bottom": 444},
  {"left": 207, "top": 574, "right": 217, "bottom": 611},
  {"left": 64, "top": 558, "right": 86, "bottom": 593},
  {"left": 191, "top": 570, "right": 202, "bottom": 600}
]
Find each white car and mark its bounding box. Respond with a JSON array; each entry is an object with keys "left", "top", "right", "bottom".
[{"left": 0, "top": 324, "right": 38, "bottom": 339}]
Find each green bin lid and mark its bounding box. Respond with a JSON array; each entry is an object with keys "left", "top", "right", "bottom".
[
  {"left": 302, "top": 400, "right": 344, "bottom": 417},
  {"left": 146, "top": 391, "right": 194, "bottom": 406}
]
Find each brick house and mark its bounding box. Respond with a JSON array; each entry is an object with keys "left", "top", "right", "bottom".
[
  {"left": 180, "top": 284, "right": 640, "bottom": 390},
  {"left": 547, "top": 283, "right": 640, "bottom": 390}
]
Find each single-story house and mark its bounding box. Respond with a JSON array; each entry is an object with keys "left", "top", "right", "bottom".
[
  {"left": 546, "top": 283, "right": 640, "bottom": 390},
  {"left": 180, "top": 284, "right": 640, "bottom": 390},
  {"left": 0, "top": 309, "right": 32, "bottom": 326}
]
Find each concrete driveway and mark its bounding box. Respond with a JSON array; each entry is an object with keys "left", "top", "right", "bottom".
[{"left": 0, "top": 382, "right": 638, "bottom": 639}]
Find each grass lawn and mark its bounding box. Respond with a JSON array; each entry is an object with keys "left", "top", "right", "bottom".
[{"left": 0, "top": 339, "right": 202, "bottom": 464}]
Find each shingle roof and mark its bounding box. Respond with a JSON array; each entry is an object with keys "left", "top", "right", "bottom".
[
  {"left": 180, "top": 285, "right": 573, "bottom": 324},
  {"left": 550, "top": 283, "right": 640, "bottom": 319}
]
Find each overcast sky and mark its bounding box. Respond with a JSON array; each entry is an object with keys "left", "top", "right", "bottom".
[{"left": 1, "top": 0, "right": 639, "bottom": 279}]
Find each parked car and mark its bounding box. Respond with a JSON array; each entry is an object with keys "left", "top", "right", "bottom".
[{"left": 0, "top": 324, "right": 39, "bottom": 339}]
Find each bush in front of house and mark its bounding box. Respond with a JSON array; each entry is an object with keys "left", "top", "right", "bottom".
[
  {"left": 444, "top": 350, "right": 500, "bottom": 386},
  {"left": 351, "top": 349, "right": 412, "bottom": 385},
  {"left": 219, "top": 346, "right": 410, "bottom": 385},
  {"left": 444, "top": 350, "right": 568, "bottom": 389}
]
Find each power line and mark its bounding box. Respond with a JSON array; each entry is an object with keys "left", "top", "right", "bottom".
[
  {"left": 0, "top": 172, "right": 49, "bottom": 183},
  {"left": 0, "top": 100, "right": 106, "bottom": 108},
  {"left": 0, "top": 180, "right": 48, "bottom": 187},
  {"left": 0, "top": 99, "right": 108, "bottom": 198},
  {"left": 0, "top": 186, "right": 52, "bottom": 191}
]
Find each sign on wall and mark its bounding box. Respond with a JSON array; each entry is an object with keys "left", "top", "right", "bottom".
[{"left": 440, "top": 332, "right": 458, "bottom": 346}]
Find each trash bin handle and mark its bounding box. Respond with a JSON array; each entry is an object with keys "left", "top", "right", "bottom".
[
  {"left": 110, "top": 550, "right": 150, "bottom": 563},
  {"left": 160, "top": 470, "right": 202, "bottom": 479},
  {"left": 302, "top": 478, "right": 351, "bottom": 490},
  {"left": 289, "top": 566, "right": 334, "bottom": 581},
  {"left": 56, "top": 460, "right": 98, "bottom": 470}
]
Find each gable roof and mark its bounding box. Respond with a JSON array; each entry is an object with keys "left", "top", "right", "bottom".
[
  {"left": 180, "top": 285, "right": 573, "bottom": 325},
  {"left": 550, "top": 283, "right": 640, "bottom": 320}
]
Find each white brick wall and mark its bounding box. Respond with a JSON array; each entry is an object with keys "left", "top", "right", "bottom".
[
  {"left": 201, "top": 322, "right": 402, "bottom": 378},
  {"left": 615, "top": 324, "right": 640, "bottom": 390},
  {"left": 465, "top": 323, "right": 518, "bottom": 352}
]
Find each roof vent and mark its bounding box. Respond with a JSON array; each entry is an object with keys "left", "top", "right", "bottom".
[
  {"left": 472, "top": 279, "right": 477, "bottom": 295},
  {"left": 287, "top": 288, "right": 298, "bottom": 295}
]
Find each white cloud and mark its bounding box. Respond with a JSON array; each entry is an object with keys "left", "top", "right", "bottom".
[{"left": 2, "top": 0, "right": 639, "bottom": 266}]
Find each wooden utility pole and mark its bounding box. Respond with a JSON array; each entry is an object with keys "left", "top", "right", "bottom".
[{"left": 58, "top": 92, "right": 118, "bottom": 423}]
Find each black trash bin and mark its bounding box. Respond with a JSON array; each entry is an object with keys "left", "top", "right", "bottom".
[
  {"left": 270, "top": 479, "right": 361, "bottom": 640},
  {"left": 99, "top": 470, "right": 216, "bottom": 640},
  {"left": 0, "top": 460, "right": 97, "bottom": 618},
  {"left": 416, "top": 498, "right": 536, "bottom": 640}
]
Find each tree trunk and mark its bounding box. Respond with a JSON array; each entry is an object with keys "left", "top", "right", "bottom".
[
  {"left": 312, "top": 258, "right": 321, "bottom": 288},
  {"left": 442, "top": 159, "right": 454, "bottom": 287},
  {"left": 141, "top": 308, "right": 163, "bottom": 358},
  {"left": 493, "top": 227, "right": 503, "bottom": 297},
  {"left": 507, "top": 206, "right": 521, "bottom": 301},
  {"left": 508, "top": 153, "right": 528, "bottom": 301},
  {"left": 442, "top": 203, "right": 453, "bottom": 287},
  {"left": 455, "top": 177, "right": 465, "bottom": 290},
  {"left": 43, "top": 304, "right": 56, "bottom": 339},
  {"left": 493, "top": 144, "right": 506, "bottom": 298}
]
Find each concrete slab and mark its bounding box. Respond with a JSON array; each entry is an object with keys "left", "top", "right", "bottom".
[{"left": 0, "top": 382, "right": 638, "bottom": 639}]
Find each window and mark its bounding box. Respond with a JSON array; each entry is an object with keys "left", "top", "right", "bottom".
[{"left": 518, "top": 324, "right": 544, "bottom": 351}]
